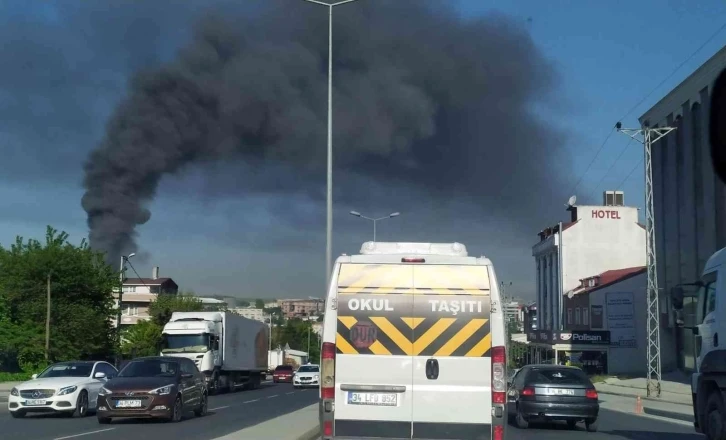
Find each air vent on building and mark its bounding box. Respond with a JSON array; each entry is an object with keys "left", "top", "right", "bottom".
[{"left": 603, "top": 190, "right": 625, "bottom": 206}]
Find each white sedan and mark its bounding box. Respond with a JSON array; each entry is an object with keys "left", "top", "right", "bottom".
[
  {"left": 8, "top": 361, "right": 118, "bottom": 418},
  {"left": 293, "top": 364, "right": 320, "bottom": 388}
]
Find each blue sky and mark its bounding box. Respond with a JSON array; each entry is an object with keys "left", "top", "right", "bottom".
[{"left": 0, "top": 0, "right": 724, "bottom": 300}]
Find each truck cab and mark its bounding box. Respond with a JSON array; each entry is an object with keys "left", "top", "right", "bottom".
[{"left": 689, "top": 247, "right": 726, "bottom": 440}]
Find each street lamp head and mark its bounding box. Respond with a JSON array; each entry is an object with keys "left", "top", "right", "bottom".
[
  {"left": 126, "top": 253, "right": 136, "bottom": 259},
  {"left": 615, "top": 121, "right": 622, "bottom": 131},
  {"left": 349, "top": 211, "right": 362, "bottom": 217},
  {"left": 389, "top": 212, "right": 400, "bottom": 218}
]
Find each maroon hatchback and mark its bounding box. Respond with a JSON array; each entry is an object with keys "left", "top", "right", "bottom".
[{"left": 272, "top": 365, "right": 294, "bottom": 383}]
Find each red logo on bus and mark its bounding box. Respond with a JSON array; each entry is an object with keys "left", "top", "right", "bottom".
[{"left": 350, "top": 321, "right": 377, "bottom": 349}]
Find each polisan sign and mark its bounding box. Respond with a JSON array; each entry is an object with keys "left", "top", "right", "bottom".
[{"left": 591, "top": 209, "right": 621, "bottom": 219}]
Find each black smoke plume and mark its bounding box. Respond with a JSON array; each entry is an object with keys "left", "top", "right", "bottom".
[{"left": 82, "top": 0, "right": 570, "bottom": 263}]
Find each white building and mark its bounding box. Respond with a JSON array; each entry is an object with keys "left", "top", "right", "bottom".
[
  {"left": 532, "top": 191, "right": 646, "bottom": 332},
  {"left": 560, "top": 266, "right": 651, "bottom": 375},
  {"left": 113, "top": 266, "right": 179, "bottom": 327},
  {"left": 232, "top": 307, "right": 266, "bottom": 322},
  {"left": 639, "top": 44, "right": 726, "bottom": 373}
]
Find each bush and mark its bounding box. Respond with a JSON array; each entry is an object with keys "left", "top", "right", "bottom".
[{"left": 0, "top": 371, "right": 34, "bottom": 382}]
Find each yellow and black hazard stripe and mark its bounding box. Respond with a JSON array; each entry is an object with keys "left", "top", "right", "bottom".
[{"left": 336, "top": 315, "right": 491, "bottom": 357}]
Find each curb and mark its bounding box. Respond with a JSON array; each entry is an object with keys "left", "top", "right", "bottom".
[
  {"left": 596, "top": 389, "right": 692, "bottom": 407},
  {"left": 297, "top": 425, "right": 320, "bottom": 440},
  {"left": 644, "top": 407, "right": 695, "bottom": 424}
]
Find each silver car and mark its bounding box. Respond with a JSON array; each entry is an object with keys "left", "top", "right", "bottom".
[{"left": 293, "top": 364, "right": 320, "bottom": 388}]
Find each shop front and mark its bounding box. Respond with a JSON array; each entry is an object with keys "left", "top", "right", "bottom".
[{"left": 526, "top": 330, "right": 611, "bottom": 374}]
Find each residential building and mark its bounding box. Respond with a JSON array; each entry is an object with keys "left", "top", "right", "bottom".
[
  {"left": 264, "top": 301, "right": 279, "bottom": 309},
  {"left": 279, "top": 298, "right": 324, "bottom": 319},
  {"left": 114, "top": 266, "right": 179, "bottom": 327},
  {"left": 559, "top": 266, "right": 652, "bottom": 375},
  {"left": 532, "top": 191, "right": 646, "bottom": 333},
  {"left": 232, "top": 307, "right": 266, "bottom": 323},
  {"left": 639, "top": 44, "right": 726, "bottom": 373},
  {"left": 521, "top": 303, "right": 537, "bottom": 331}
]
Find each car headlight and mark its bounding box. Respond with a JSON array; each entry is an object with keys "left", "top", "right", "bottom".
[
  {"left": 10, "top": 387, "right": 18, "bottom": 396},
  {"left": 149, "top": 384, "right": 174, "bottom": 395},
  {"left": 99, "top": 387, "right": 112, "bottom": 396},
  {"left": 57, "top": 386, "right": 78, "bottom": 396}
]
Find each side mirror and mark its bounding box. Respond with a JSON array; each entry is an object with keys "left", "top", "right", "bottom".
[
  {"left": 94, "top": 372, "right": 106, "bottom": 379},
  {"left": 182, "top": 373, "right": 193, "bottom": 379},
  {"left": 31, "top": 374, "right": 38, "bottom": 380},
  {"left": 710, "top": 67, "right": 726, "bottom": 185},
  {"left": 670, "top": 286, "right": 684, "bottom": 310}
]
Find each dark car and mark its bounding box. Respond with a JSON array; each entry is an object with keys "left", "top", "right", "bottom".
[
  {"left": 272, "top": 365, "right": 294, "bottom": 383},
  {"left": 96, "top": 356, "right": 207, "bottom": 424},
  {"left": 506, "top": 365, "right": 599, "bottom": 432}
]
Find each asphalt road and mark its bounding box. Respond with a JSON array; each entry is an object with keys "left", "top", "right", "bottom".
[
  {"left": 0, "top": 381, "right": 317, "bottom": 440},
  {"left": 507, "top": 408, "right": 701, "bottom": 440}
]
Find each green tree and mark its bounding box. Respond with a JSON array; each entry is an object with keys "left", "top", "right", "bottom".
[
  {"left": 148, "top": 294, "right": 204, "bottom": 327},
  {"left": 0, "top": 226, "right": 116, "bottom": 371},
  {"left": 255, "top": 299, "right": 265, "bottom": 309},
  {"left": 273, "top": 319, "right": 321, "bottom": 363},
  {"left": 121, "top": 320, "right": 163, "bottom": 358}
]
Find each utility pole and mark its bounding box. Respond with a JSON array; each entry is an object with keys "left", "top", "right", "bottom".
[
  {"left": 615, "top": 121, "right": 676, "bottom": 398},
  {"left": 302, "top": 0, "right": 363, "bottom": 292},
  {"left": 45, "top": 272, "right": 51, "bottom": 362},
  {"left": 307, "top": 325, "right": 311, "bottom": 360}
]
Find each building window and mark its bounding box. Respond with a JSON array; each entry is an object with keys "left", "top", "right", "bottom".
[
  {"left": 122, "top": 286, "right": 136, "bottom": 293},
  {"left": 123, "top": 305, "right": 138, "bottom": 316},
  {"left": 582, "top": 307, "right": 589, "bottom": 326},
  {"left": 567, "top": 308, "right": 572, "bottom": 324},
  {"left": 575, "top": 307, "right": 581, "bottom": 325}
]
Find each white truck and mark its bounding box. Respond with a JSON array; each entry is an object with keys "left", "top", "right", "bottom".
[
  {"left": 160, "top": 311, "right": 268, "bottom": 394},
  {"left": 268, "top": 348, "right": 287, "bottom": 374}
]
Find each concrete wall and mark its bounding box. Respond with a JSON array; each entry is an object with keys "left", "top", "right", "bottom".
[{"left": 639, "top": 44, "right": 726, "bottom": 372}]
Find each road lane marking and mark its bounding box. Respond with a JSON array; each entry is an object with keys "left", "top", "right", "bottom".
[
  {"left": 243, "top": 399, "right": 259, "bottom": 403},
  {"left": 54, "top": 428, "right": 115, "bottom": 440},
  {"left": 286, "top": 392, "right": 295, "bottom": 395},
  {"left": 267, "top": 394, "right": 278, "bottom": 398},
  {"left": 210, "top": 405, "right": 229, "bottom": 410}
]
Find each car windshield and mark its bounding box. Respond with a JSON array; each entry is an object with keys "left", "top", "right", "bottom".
[
  {"left": 275, "top": 366, "right": 293, "bottom": 372},
  {"left": 118, "top": 359, "right": 179, "bottom": 378},
  {"left": 297, "top": 365, "right": 319, "bottom": 373},
  {"left": 37, "top": 363, "right": 93, "bottom": 378},
  {"left": 526, "top": 368, "right": 591, "bottom": 386}
]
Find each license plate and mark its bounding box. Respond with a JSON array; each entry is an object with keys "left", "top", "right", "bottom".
[
  {"left": 116, "top": 399, "right": 142, "bottom": 408},
  {"left": 347, "top": 392, "right": 398, "bottom": 406},
  {"left": 552, "top": 389, "right": 575, "bottom": 395},
  {"left": 25, "top": 399, "right": 46, "bottom": 406}
]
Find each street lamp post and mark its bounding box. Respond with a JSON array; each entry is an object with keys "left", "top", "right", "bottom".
[
  {"left": 301, "top": 0, "right": 363, "bottom": 289},
  {"left": 116, "top": 253, "right": 135, "bottom": 366},
  {"left": 349, "top": 211, "right": 400, "bottom": 242}
]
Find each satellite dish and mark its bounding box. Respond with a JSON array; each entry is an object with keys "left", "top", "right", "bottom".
[{"left": 566, "top": 195, "right": 577, "bottom": 207}]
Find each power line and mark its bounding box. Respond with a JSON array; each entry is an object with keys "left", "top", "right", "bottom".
[
  {"left": 615, "top": 157, "right": 643, "bottom": 192},
  {"left": 125, "top": 260, "right": 148, "bottom": 288},
  {"left": 590, "top": 138, "right": 634, "bottom": 200},
  {"left": 568, "top": 20, "right": 726, "bottom": 201},
  {"left": 618, "top": 21, "right": 726, "bottom": 123}
]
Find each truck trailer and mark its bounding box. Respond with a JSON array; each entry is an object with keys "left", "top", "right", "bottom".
[{"left": 160, "top": 311, "right": 268, "bottom": 394}]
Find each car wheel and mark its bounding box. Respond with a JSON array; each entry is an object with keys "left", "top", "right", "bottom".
[
  {"left": 566, "top": 420, "right": 577, "bottom": 430},
  {"left": 74, "top": 390, "right": 89, "bottom": 417},
  {"left": 515, "top": 407, "right": 529, "bottom": 429},
  {"left": 585, "top": 418, "right": 598, "bottom": 432},
  {"left": 10, "top": 411, "right": 26, "bottom": 419},
  {"left": 194, "top": 393, "right": 208, "bottom": 417},
  {"left": 97, "top": 416, "right": 111, "bottom": 424},
  {"left": 168, "top": 396, "right": 183, "bottom": 423}
]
